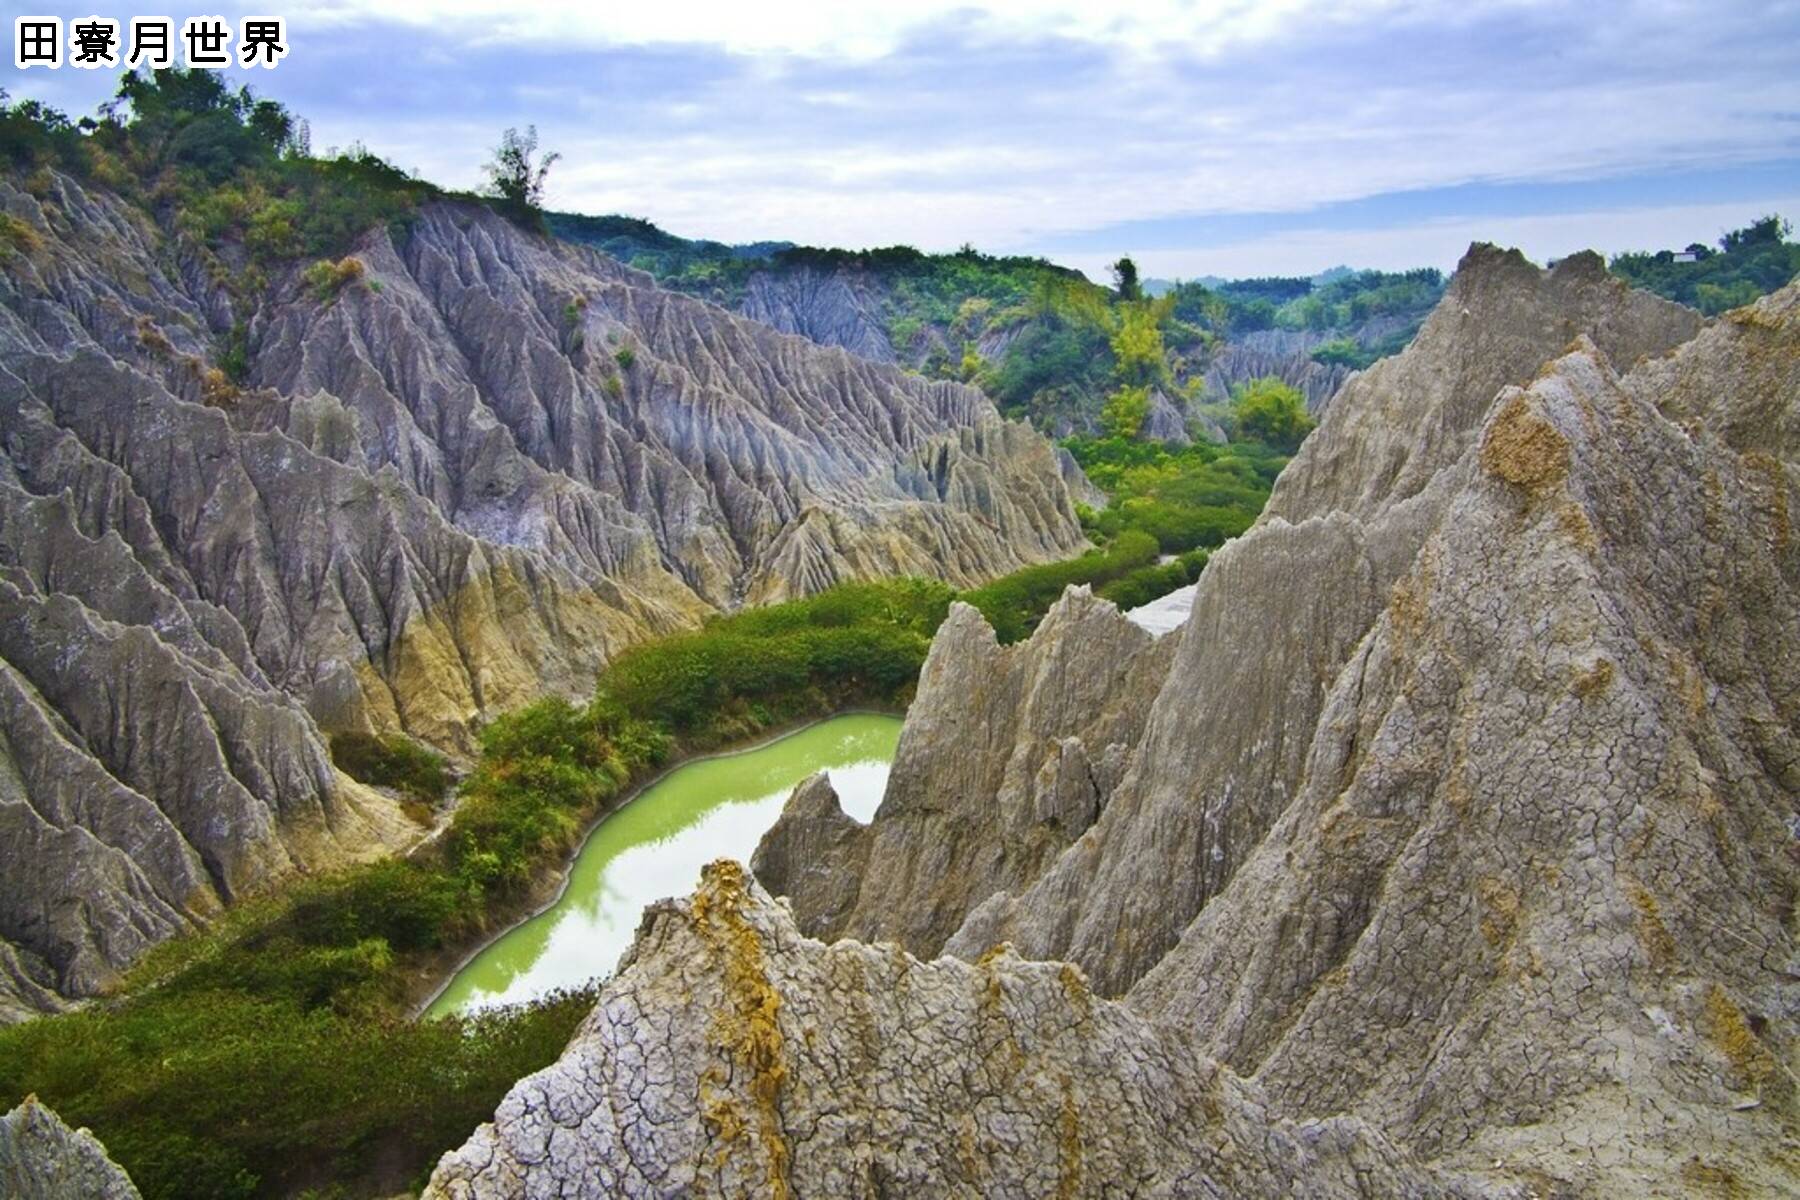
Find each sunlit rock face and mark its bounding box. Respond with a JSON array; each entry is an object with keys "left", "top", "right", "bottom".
[
  {"left": 0, "top": 172, "right": 1087, "bottom": 1018},
  {"left": 0, "top": 1097, "right": 142, "bottom": 1199}
]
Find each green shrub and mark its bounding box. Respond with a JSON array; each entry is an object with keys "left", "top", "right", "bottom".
[
  {"left": 302, "top": 256, "right": 367, "bottom": 304},
  {"left": 1231, "top": 376, "right": 1314, "bottom": 452},
  {"left": 1064, "top": 436, "right": 1282, "bottom": 551},
  {"left": 614, "top": 346, "right": 636, "bottom": 369},
  {"left": 217, "top": 320, "right": 250, "bottom": 384},
  {"left": 0, "top": 212, "right": 42, "bottom": 258},
  {"left": 329, "top": 731, "right": 451, "bottom": 806},
  {"left": 1310, "top": 337, "right": 1369, "bottom": 368},
  {"left": 0, "top": 978, "right": 597, "bottom": 1200},
  {"left": 1100, "top": 384, "right": 1151, "bottom": 439},
  {"left": 962, "top": 530, "right": 1159, "bottom": 642},
  {"left": 599, "top": 578, "right": 951, "bottom": 735}
]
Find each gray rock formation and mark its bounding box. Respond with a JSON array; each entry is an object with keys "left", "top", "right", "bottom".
[
  {"left": 422, "top": 861, "right": 1460, "bottom": 1200},
  {"left": 1202, "top": 315, "right": 1424, "bottom": 415},
  {"left": 0, "top": 171, "right": 1087, "bottom": 1017},
  {"left": 1129, "top": 316, "right": 1800, "bottom": 1192},
  {"left": 756, "top": 587, "right": 1178, "bottom": 957},
  {"left": 1137, "top": 388, "right": 1192, "bottom": 445},
  {"left": 739, "top": 266, "right": 898, "bottom": 364},
  {"left": 926, "top": 247, "right": 1707, "bottom": 997},
  {"left": 0, "top": 1097, "right": 141, "bottom": 1199},
  {"left": 1265, "top": 249, "right": 1702, "bottom": 525},
  {"left": 1203, "top": 327, "right": 1354, "bottom": 414}
]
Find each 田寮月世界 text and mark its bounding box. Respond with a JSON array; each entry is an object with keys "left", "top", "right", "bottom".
[{"left": 14, "top": 15, "right": 287, "bottom": 70}]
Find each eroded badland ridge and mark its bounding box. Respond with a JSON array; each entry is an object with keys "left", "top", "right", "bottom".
[
  {"left": 427, "top": 247, "right": 1800, "bottom": 1197},
  {"left": 0, "top": 172, "right": 1086, "bottom": 1018}
]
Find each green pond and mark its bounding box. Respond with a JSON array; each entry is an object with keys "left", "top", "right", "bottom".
[{"left": 427, "top": 713, "right": 901, "bottom": 1017}]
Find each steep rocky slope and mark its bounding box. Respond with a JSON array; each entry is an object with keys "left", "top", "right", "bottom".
[
  {"left": 429, "top": 246, "right": 1796, "bottom": 1196},
  {"left": 767, "top": 247, "right": 1708, "bottom": 995},
  {"left": 738, "top": 265, "right": 899, "bottom": 364},
  {"left": 423, "top": 862, "right": 1455, "bottom": 1200},
  {"left": 1128, "top": 314, "right": 1800, "bottom": 1191},
  {"left": 0, "top": 1097, "right": 141, "bottom": 1199},
  {"left": 0, "top": 171, "right": 1086, "bottom": 1018}
]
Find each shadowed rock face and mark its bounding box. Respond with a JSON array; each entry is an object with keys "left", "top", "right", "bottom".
[
  {"left": 0, "top": 172, "right": 1086, "bottom": 1017},
  {"left": 1203, "top": 327, "right": 1359, "bottom": 414},
  {"left": 0, "top": 1097, "right": 141, "bottom": 1199},
  {"left": 739, "top": 266, "right": 898, "bottom": 364}
]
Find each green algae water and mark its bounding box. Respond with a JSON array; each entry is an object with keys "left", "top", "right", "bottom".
[{"left": 428, "top": 713, "right": 900, "bottom": 1016}]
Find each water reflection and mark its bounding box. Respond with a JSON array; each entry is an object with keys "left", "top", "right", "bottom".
[{"left": 427, "top": 714, "right": 899, "bottom": 1016}]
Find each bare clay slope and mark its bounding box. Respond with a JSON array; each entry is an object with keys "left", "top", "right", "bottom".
[
  {"left": 423, "top": 862, "right": 1453, "bottom": 1200},
  {"left": 0, "top": 173, "right": 1085, "bottom": 1017},
  {"left": 1128, "top": 293, "right": 1800, "bottom": 1193}
]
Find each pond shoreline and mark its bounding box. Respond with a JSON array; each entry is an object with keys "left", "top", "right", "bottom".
[{"left": 406, "top": 705, "right": 902, "bottom": 1019}]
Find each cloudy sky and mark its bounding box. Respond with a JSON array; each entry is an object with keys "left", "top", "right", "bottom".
[{"left": 8, "top": 1, "right": 1800, "bottom": 279}]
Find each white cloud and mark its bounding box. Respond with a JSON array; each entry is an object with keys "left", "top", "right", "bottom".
[{"left": 291, "top": 0, "right": 1429, "bottom": 57}]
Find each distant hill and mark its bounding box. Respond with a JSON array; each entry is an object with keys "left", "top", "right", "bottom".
[{"left": 550, "top": 212, "right": 1448, "bottom": 435}]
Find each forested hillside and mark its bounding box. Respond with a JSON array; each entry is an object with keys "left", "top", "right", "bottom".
[
  {"left": 551, "top": 213, "right": 1446, "bottom": 435},
  {"left": 1610, "top": 213, "right": 1799, "bottom": 313}
]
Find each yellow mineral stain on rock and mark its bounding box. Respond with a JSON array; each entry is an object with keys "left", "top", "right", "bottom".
[
  {"left": 1481, "top": 392, "right": 1570, "bottom": 494},
  {"left": 692, "top": 860, "right": 792, "bottom": 1200}
]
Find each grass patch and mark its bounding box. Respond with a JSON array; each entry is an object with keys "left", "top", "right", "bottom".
[{"left": 0, "top": 211, "right": 41, "bottom": 258}]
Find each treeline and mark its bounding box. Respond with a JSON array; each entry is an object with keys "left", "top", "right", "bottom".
[
  {"left": 1611, "top": 215, "right": 1799, "bottom": 315},
  {"left": 4, "top": 71, "right": 434, "bottom": 279},
  {"left": 547, "top": 208, "right": 1434, "bottom": 435},
  {"left": 1160, "top": 267, "right": 1444, "bottom": 336}
]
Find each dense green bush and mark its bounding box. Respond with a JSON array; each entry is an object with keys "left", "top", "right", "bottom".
[
  {"left": 599, "top": 578, "right": 952, "bottom": 733},
  {"left": 301, "top": 256, "right": 367, "bottom": 304},
  {"left": 329, "top": 731, "right": 451, "bottom": 807},
  {"left": 0, "top": 977, "right": 595, "bottom": 1199},
  {"left": 1230, "top": 377, "right": 1314, "bottom": 453},
  {"left": 1066, "top": 434, "right": 1285, "bottom": 551},
  {"left": 962, "top": 530, "right": 1159, "bottom": 642}
]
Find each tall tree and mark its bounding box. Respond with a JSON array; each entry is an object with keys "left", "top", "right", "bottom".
[
  {"left": 1111, "top": 255, "right": 1142, "bottom": 302},
  {"left": 483, "top": 125, "right": 560, "bottom": 225}
]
